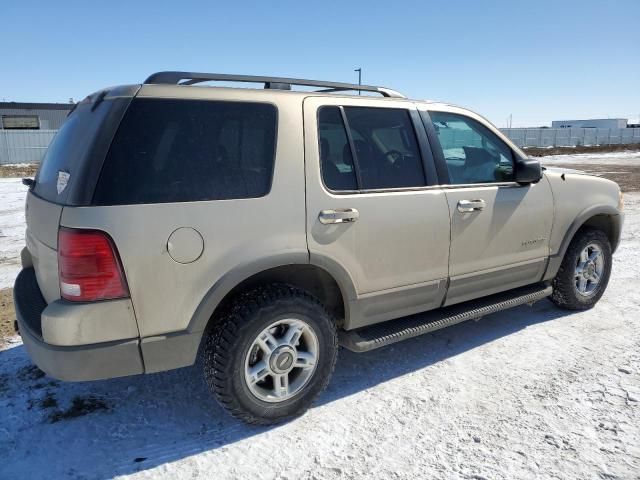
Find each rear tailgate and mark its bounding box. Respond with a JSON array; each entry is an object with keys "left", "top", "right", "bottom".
[{"left": 25, "top": 193, "right": 62, "bottom": 302}]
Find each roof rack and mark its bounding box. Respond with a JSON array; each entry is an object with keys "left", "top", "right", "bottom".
[{"left": 143, "top": 71, "right": 406, "bottom": 98}]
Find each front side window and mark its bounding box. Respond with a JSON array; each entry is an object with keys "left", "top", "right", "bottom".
[
  {"left": 318, "top": 106, "right": 426, "bottom": 191},
  {"left": 93, "top": 99, "right": 277, "bottom": 205},
  {"left": 429, "top": 111, "right": 514, "bottom": 184}
]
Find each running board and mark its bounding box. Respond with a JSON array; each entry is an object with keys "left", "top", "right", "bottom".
[{"left": 339, "top": 284, "right": 552, "bottom": 352}]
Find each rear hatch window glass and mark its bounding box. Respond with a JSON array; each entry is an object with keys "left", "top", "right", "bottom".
[
  {"left": 34, "top": 102, "right": 114, "bottom": 204},
  {"left": 93, "top": 99, "right": 278, "bottom": 205}
]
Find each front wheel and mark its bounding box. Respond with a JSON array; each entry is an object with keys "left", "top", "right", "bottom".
[
  {"left": 550, "top": 227, "right": 612, "bottom": 310},
  {"left": 203, "top": 284, "right": 338, "bottom": 425}
]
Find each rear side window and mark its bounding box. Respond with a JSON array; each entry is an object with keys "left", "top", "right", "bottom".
[
  {"left": 318, "top": 107, "right": 358, "bottom": 191},
  {"left": 318, "top": 106, "right": 426, "bottom": 191},
  {"left": 93, "top": 99, "right": 277, "bottom": 205},
  {"left": 345, "top": 107, "right": 425, "bottom": 189}
]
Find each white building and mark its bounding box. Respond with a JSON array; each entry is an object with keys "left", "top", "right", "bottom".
[{"left": 551, "top": 118, "right": 628, "bottom": 129}]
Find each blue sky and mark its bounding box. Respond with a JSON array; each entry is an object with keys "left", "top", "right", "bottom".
[{"left": 2, "top": 0, "right": 638, "bottom": 127}]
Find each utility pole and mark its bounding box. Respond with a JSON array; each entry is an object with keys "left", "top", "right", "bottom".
[{"left": 354, "top": 68, "right": 362, "bottom": 95}]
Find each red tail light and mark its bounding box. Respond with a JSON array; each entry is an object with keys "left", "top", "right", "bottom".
[{"left": 58, "top": 228, "right": 129, "bottom": 302}]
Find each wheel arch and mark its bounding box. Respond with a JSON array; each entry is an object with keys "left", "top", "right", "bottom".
[
  {"left": 544, "top": 205, "right": 622, "bottom": 280},
  {"left": 559, "top": 205, "right": 622, "bottom": 256},
  {"left": 187, "top": 254, "right": 357, "bottom": 338},
  {"left": 141, "top": 254, "right": 356, "bottom": 374}
]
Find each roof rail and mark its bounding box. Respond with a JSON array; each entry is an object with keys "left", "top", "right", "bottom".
[{"left": 143, "top": 71, "right": 406, "bottom": 98}]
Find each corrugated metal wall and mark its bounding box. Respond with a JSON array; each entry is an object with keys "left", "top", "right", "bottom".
[{"left": 0, "top": 130, "right": 57, "bottom": 164}]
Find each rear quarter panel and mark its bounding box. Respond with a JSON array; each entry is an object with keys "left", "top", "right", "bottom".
[{"left": 60, "top": 90, "right": 308, "bottom": 338}]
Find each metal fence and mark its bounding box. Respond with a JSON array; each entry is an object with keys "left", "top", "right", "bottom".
[
  {"left": 0, "top": 130, "right": 57, "bottom": 165},
  {"left": 501, "top": 127, "right": 640, "bottom": 148},
  {"left": 1, "top": 127, "right": 640, "bottom": 165}
]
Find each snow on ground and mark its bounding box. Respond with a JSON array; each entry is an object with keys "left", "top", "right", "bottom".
[
  {"left": 541, "top": 150, "right": 640, "bottom": 166},
  {"left": 0, "top": 178, "right": 27, "bottom": 289},
  {"left": 0, "top": 160, "right": 639, "bottom": 479}
]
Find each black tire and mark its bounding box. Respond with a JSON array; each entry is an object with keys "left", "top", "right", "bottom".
[
  {"left": 550, "top": 227, "right": 612, "bottom": 310},
  {"left": 203, "top": 283, "right": 338, "bottom": 425}
]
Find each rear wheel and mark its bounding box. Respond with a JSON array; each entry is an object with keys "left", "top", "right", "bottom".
[
  {"left": 203, "top": 284, "right": 338, "bottom": 425},
  {"left": 550, "top": 227, "right": 612, "bottom": 310}
]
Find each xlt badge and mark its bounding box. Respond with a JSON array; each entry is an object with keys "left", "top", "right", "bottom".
[{"left": 522, "top": 238, "right": 545, "bottom": 248}]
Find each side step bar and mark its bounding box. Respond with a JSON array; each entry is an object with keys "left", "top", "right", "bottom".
[{"left": 339, "top": 284, "right": 552, "bottom": 352}]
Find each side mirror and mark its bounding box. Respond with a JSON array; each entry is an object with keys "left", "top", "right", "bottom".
[{"left": 514, "top": 158, "right": 542, "bottom": 184}]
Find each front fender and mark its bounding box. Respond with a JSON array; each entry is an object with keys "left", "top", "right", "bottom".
[
  {"left": 559, "top": 205, "right": 622, "bottom": 257},
  {"left": 544, "top": 204, "right": 623, "bottom": 281}
]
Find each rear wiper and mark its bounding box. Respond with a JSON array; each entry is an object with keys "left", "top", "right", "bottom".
[{"left": 91, "top": 90, "right": 108, "bottom": 111}]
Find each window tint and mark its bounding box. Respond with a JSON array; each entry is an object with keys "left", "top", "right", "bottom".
[
  {"left": 93, "top": 99, "right": 277, "bottom": 205},
  {"left": 34, "top": 101, "right": 116, "bottom": 204},
  {"left": 319, "top": 107, "right": 426, "bottom": 190},
  {"left": 318, "top": 107, "right": 358, "bottom": 191},
  {"left": 343, "top": 107, "right": 425, "bottom": 190},
  {"left": 429, "top": 111, "right": 514, "bottom": 184},
  {"left": 318, "top": 106, "right": 425, "bottom": 191}
]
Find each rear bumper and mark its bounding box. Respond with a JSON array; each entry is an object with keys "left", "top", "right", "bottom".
[{"left": 13, "top": 268, "right": 144, "bottom": 381}]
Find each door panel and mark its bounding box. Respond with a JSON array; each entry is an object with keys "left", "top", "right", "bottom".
[
  {"left": 421, "top": 107, "right": 554, "bottom": 305},
  {"left": 446, "top": 184, "right": 553, "bottom": 275},
  {"left": 444, "top": 183, "right": 553, "bottom": 305},
  {"left": 308, "top": 189, "right": 450, "bottom": 295},
  {"left": 445, "top": 257, "right": 547, "bottom": 305},
  {"left": 420, "top": 105, "right": 555, "bottom": 305},
  {"left": 303, "top": 96, "right": 451, "bottom": 329}
]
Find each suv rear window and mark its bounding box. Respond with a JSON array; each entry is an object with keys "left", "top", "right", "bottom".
[
  {"left": 93, "top": 99, "right": 277, "bottom": 205},
  {"left": 34, "top": 101, "right": 118, "bottom": 204}
]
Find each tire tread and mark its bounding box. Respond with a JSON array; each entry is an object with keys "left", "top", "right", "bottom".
[
  {"left": 203, "top": 283, "right": 338, "bottom": 425},
  {"left": 551, "top": 227, "right": 612, "bottom": 310}
]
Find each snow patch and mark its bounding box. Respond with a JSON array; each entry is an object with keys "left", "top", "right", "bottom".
[
  {"left": 0, "top": 178, "right": 27, "bottom": 289},
  {"left": 0, "top": 178, "right": 639, "bottom": 479},
  {"left": 541, "top": 150, "right": 640, "bottom": 166}
]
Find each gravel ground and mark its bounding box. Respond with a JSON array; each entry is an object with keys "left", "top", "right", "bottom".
[
  {"left": 0, "top": 158, "right": 639, "bottom": 479},
  {"left": 0, "top": 164, "right": 38, "bottom": 179},
  {"left": 0, "top": 289, "right": 15, "bottom": 348}
]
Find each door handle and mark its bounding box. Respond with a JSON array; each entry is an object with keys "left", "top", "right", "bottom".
[
  {"left": 457, "top": 199, "right": 486, "bottom": 213},
  {"left": 318, "top": 208, "right": 359, "bottom": 224}
]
